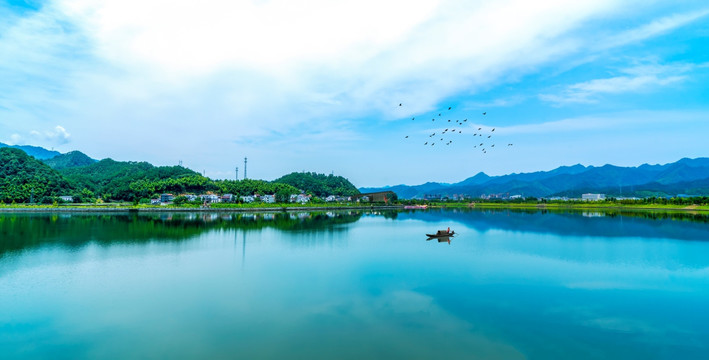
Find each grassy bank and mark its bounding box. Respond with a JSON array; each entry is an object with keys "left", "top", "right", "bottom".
[{"left": 426, "top": 201, "right": 709, "bottom": 212}]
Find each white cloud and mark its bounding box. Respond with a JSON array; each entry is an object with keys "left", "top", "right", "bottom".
[
  {"left": 540, "top": 61, "right": 694, "bottom": 105},
  {"left": 497, "top": 110, "right": 709, "bottom": 135},
  {"left": 4, "top": 125, "right": 71, "bottom": 146},
  {"left": 602, "top": 8, "right": 709, "bottom": 49}
]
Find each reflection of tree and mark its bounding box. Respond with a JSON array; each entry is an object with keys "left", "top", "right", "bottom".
[
  {"left": 399, "top": 208, "right": 709, "bottom": 242},
  {"left": 0, "top": 211, "right": 364, "bottom": 258}
]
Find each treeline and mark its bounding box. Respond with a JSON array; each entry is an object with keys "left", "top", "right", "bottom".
[
  {"left": 0, "top": 148, "right": 73, "bottom": 203},
  {"left": 1, "top": 148, "right": 357, "bottom": 204},
  {"left": 273, "top": 172, "right": 360, "bottom": 197}
]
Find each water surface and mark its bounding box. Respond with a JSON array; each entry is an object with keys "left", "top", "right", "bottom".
[{"left": 1, "top": 209, "right": 708, "bottom": 359}]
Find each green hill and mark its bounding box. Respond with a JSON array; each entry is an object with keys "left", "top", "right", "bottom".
[
  {"left": 273, "top": 172, "right": 360, "bottom": 197},
  {"left": 43, "top": 151, "right": 97, "bottom": 170},
  {"left": 0, "top": 148, "right": 73, "bottom": 203},
  {"left": 59, "top": 159, "right": 201, "bottom": 201}
]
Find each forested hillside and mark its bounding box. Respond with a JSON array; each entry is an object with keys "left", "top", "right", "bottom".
[
  {"left": 0, "top": 148, "right": 73, "bottom": 203},
  {"left": 42, "top": 151, "right": 97, "bottom": 170},
  {"left": 273, "top": 172, "right": 360, "bottom": 197},
  {"left": 58, "top": 159, "right": 201, "bottom": 201}
]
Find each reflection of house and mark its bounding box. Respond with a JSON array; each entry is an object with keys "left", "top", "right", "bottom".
[
  {"left": 59, "top": 195, "right": 73, "bottom": 202},
  {"left": 355, "top": 191, "right": 396, "bottom": 203},
  {"left": 582, "top": 193, "right": 606, "bottom": 201},
  {"left": 160, "top": 194, "right": 174, "bottom": 203}
]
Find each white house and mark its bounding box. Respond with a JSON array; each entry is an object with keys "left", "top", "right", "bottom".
[
  {"left": 262, "top": 194, "right": 275, "bottom": 203},
  {"left": 59, "top": 195, "right": 73, "bottom": 202},
  {"left": 200, "top": 194, "right": 221, "bottom": 203},
  {"left": 240, "top": 195, "right": 255, "bottom": 203},
  {"left": 290, "top": 194, "right": 311, "bottom": 204},
  {"left": 582, "top": 193, "right": 606, "bottom": 201},
  {"left": 325, "top": 195, "right": 337, "bottom": 202}
]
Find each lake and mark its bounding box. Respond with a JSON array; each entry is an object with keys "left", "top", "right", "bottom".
[{"left": 1, "top": 209, "right": 708, "bottom": 359}]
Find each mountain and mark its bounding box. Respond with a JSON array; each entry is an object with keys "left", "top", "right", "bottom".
[
  {"left": 42, "top": 151, "right": 97, "bottom": 170},
  {"left": 0, "top": 142, "right": 61, "bottom": 160},
  {"left": 273, "top": 172, "right": 360, "bottom": 197},
  {"left": 59, "top": 159, "right": 200, "bottom": 201},
  {"left": 0, "top": 148, "right": 73, "bottom": 203},
  {"left": 361, "top": 157, "right": 709, "bottom": 199}
]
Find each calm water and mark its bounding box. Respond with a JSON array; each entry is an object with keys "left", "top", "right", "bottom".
[{"left": 1, "top": 209, "right": 708, "bottom": 359}]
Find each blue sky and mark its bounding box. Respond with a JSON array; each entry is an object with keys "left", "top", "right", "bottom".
[{"left": 1, "top": 0, "right": 708, "bottom": 187}]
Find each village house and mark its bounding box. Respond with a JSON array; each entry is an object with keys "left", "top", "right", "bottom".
[{"left": 290, "top": 194, "right": 311, "bottom": 204}]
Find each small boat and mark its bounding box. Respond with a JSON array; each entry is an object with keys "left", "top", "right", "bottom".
[{"left": 426, "top": 229, "right": 454, "bottom": 237}]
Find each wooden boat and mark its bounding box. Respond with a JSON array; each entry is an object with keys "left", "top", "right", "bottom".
[{"left": 426, "top": 229, "right": 454, "bottom": 237}]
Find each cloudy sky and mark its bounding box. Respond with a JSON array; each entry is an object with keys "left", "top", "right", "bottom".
[{"left": 1, "top": 0, "right": 708, "bottom": 187}]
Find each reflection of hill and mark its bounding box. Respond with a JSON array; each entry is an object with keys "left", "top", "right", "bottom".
[
  {"left": 0, "top": 211, "right": 363, "bottom": 257},
  {"left": 398, "top": 208, "right": 709, "bottom": 242}
]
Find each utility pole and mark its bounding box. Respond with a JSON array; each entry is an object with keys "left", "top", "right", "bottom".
[
  {"left": 236, "top": 167, "right": 239, "bottom": 181},
  {"left": 244, "top": 157, "right": 248, "bottom": 179}
]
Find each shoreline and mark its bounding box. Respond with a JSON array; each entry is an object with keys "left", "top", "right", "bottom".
[
  {"left": 0, "top": 205, "right": 405, "bottom": 213},
  {"left": 0, "top": 202, "right": 708, "bottom": 213}
]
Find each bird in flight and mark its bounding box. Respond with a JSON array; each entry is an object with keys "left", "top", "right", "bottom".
[
  {"left": 424, "top": 142, "right": 428, "bottom": 145},
  {"left": 399, "top": 103, "right": 402, "bottom": 106},
  {"left": 482, "top": 112, "right": 486, "bottom": 115},
  {"left": 478, "top": 127, "right": 481, "bottom": 130},
  {"left": 405, "top": 136, "right": 409, "bottom": 138},
  {"left": 412, "top": 117, "right": 415, "bottom": 120},
  {"left": 448, "top": 107, "right": 452, "bottom": 110},
  {"left": 488, "top": 135, "right": 491, "bottom": 138},
  {"left": 492, "top": 128, "right": 495, "bottom": 132},
  {"left": 438, "top": 113, "right": 441, "bottom": 116}
]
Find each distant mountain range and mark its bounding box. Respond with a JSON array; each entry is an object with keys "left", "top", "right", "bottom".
[
  {"left": 0, "top": 142, "right": 61, "bottom": 160},
  {"left": 360, "top": 158, "right": 709, "bottom": 199}
]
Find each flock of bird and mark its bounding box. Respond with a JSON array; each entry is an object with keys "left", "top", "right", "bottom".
[{"left": 398, "top": 103, "right": 513, "bottom": 154}]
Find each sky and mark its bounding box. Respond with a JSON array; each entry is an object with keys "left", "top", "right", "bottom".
[{"left": 1, "top": 0, "right": 708, "bottom": 187}]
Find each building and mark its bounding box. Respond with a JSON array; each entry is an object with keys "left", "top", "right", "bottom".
[
  {"left": 355, "top": 191, "right": 397, "bottom": 203},
  {"left": 160, "top": 194, "right": 174, "bottom": 203},
  {"left": 59, "top": 195, "right": 73, "bottom": 203},
  {"left": 290, "top": 194, "right": 311, "bottom": 204},
  {"left": 582, "top": 193, "right": 606, "bottom": 201},
  {"left": 262, "top": 194, "right": 275, "bottom": 203},
  {"left": 203, "top": 194, "right": 221, "bottom": 203},
  {"left": 240, "top": 195, "right": 255, "bottom": 203},
  {"left": 221, "top": 194, "right": 235, "bottom": 202},
  {"left": 325, "top": 195, "right": 337, "bottom": 202}
]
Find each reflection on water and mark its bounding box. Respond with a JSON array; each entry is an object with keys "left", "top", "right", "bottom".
[
  {"left": 1, "top": 208, "right": 709, "bottom": 359},
  {"left": 0, "top": 211, "right": 364, "bottom": 258}
]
